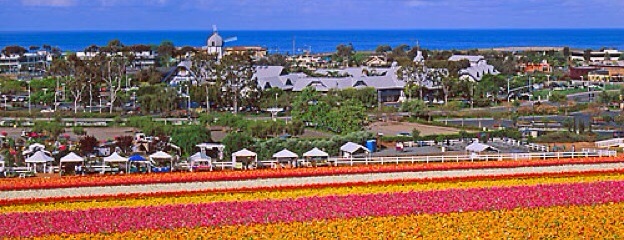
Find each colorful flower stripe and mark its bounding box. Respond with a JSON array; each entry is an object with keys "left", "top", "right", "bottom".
[
  {"left": 2, "top": 168, "right": 622, "bottom": 207},
  {"left": 0, "top": 156, "right": 620, "bottom": 191},
  {"left": 2, "top": 180, "right": 624, "bottom": 238},
  {"left": 3, "top": 172, "right": 624, "bottom": 214},
  {"left": 45, "top": 203, "right": 624, "bottom": 239}
]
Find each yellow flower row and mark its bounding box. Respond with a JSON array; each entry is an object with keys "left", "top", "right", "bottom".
[
  {"left": 5, "top": 173, "right": 624, "bottom": 214},
  {"left": 34, "top": 202, "right": 624, "bottom": 239}
]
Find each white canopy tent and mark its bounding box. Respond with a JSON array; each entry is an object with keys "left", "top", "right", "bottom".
[
  {"left": 189, "top": 152, "right": 212, "bottom": 172},
  {"left": 303, "top": 148, "right": 329, "bottom": 158},
  {"left": 149, "top": 151, "right": 172, "bottom": 159},
  {"left": 60, "top": 152, "right": 84, "bottom": 163},
  {"left": 303, "top": 148, "right": 330, "bottom": 167},
  {"left": 465, "top": 142, "right": 499, "bottom": 153},
  {"left": 59, "top": 152, "right": 85, "bottom": 176},
  {"left": 340, "top": 142, "right": 370, "bottom": 158},
  {"left": 272, "top": 149, "right": 299, "bottom": 168},
  {"left": 232, "top": 148, "right": 257, "bottom": 169},
  {"left": 102, "top": 152, "right": 129, "bottom": 173},
  {"left": 103, "top": 152, "right": 128, "bottom": 163},
  {"left": 25, "top": 151, "right": 54, "bottom": 173},
  {"left": 149, "top": 151, "right": 174, "bottom": 172}
]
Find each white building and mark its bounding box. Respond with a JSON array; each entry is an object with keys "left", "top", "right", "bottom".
[
  {"left": 448, "top": 55, "right": 499, "bottom": 82},
  {"left": 206, "top": 31, "right": 223, "bottom": 58}
]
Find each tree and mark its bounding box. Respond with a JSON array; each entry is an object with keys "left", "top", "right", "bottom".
[
  {"left": 399, "top": 99, "right": 427, "bottom": 117},
  {"left": 375, "top": 45, "right": 392, "bottom": 53},
  {"left": 170, "top": 125, "right": 212, "bottom": 155},
  {"left": 584, "top": 49, "right": 592, "bottom": 62},
  {"left": 550, "top": 91, "right": 568, "bottom": 115},
  {"left": 72, "top": 126, "right": 86, "bottom": 136},
  {"left": 221, "top": 131, "right": 254, "bottom": 159},
  {"left": 115, "top": 136, "right": 133, "bottom": 154},
  {"left": 439, "top": 75, "right": 457, "bottom": 105},
  {"left": 214, "top": 53, "right": 257, "bottom": 113},
  {"left": 32, "top": 121, "right": 65, "bottom": 139},
  {"left": 79, "top": 136, "right": 98, "bottom": 155},
  {"left": 157, "top": 41, "right": 175, "bottom": 67},
  {"left": 563, "top": 47, "right": 570, "bottom": 59},
  {"left": 96, "top": 54, "right": 126, "bottom": 113},
  {"left": 325, "top": 99, "right": 366, "bottom": 134},
  {"left": 411, "top": 128, "right": 421, "bottom": 142}
]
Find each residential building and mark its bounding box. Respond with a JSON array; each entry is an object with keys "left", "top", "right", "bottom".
[
  {"left": 224, "top": 46, "right": 267, "bottom": 60},
  {"left": 254, "top": 66, "right": 406, "bottom": 103},
  {"left": 520, "top": 60, "right": 552, "bottom": 73},
  {"left": 363, "top": 55, "right": 389, "bottom": 67},
  {"left": 588, "top": 70, "right": 610, "bottom": 82},
  {"left": 448, "top": 55, "right": 499, "bottom": 82},
  {"left": 569, "top": 66, "right": 599, "bottom": 80}
]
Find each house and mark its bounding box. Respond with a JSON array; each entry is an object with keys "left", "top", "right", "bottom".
[
  {"left": 224, "top": 46, "right": 267, "bottom": 60},
  {"left": 413, "top": 50, "right": 425, "bottom": 64},
  {"left": 521, "top": 60, "right": 552, "bottom": 73},
  {"left": 449, "top": 55, "right": 499, "bottom": 82},
  {"left": 363, "top": 55, "right": 389, "bottom": 67},
  {"left": 588, "top": 70, "right": 611, "bottom": 82},
  {"left": 161, "top": 61, "right": 198, "bottom": 86},
  {"left": 254, "top": 66, "right": 406, "bottom": 103}
]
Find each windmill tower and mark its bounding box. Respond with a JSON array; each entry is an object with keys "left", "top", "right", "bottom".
[{"left": 206, "top": 25, "right": 238, "bottom": 59}]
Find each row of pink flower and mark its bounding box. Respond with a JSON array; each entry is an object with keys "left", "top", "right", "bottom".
[{"left": 2, "top": 180, "right": 624, "bottom": 238}]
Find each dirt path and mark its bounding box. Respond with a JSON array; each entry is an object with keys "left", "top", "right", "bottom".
[{"left": 368, "top": 121, "right": 468, "bottom": 136}]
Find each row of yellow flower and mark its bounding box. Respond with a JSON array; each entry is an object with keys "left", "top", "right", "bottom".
[
  {"left": 5, "top": 173, "right": 624, "bottom": 214},
  {"left": 34, "top": 202, "right": 624, "bottom": 239}
]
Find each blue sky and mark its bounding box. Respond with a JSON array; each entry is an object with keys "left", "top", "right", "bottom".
[{"left": 1, "top": 0, "right": 624, "bottom": 31}]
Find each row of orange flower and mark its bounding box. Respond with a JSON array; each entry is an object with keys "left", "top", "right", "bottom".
[{"left": 0, "top": 156, "right": 620, "bottom": 191}]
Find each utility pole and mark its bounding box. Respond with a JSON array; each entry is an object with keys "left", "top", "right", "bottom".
[{"left": 28, "top": 81, "right": 31, "bottom": 114}]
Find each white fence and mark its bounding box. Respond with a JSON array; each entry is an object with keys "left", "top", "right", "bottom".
[
  {"left": 595, "top": 138, "right": 624, "bottom": 148},
  {"left": 255, "top": 150, "right": 617, "bottom": 168}
]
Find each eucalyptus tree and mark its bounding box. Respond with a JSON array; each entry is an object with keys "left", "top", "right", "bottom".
[{"left": 216, "top": 53, "right": 258, "bottom": 114}]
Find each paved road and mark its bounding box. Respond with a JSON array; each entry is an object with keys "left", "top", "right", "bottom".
[{"left": 2, "top": 162, "right": 623, "bottom": 200}]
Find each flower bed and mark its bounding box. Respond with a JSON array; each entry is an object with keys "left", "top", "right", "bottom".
[
  {"left": 2, "top": 179, "right": 624, "bottom": 238},
  {"left": 2, "top": 169, "right": 624, "bottom": 209},
  {"left": 55, "top": 203, "right": 621, "bottom": 239},
  {"left": 0, "top": 156, "right": 620, "bottom": 191}
]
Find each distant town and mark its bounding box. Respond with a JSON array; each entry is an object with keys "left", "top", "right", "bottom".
[{"left": 1, "top": 28, "right": 624, "bottom": 155}]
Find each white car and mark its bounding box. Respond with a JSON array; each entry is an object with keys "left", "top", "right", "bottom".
[{"left": 40, "top": 108, "right": 55, "bottom": 113}]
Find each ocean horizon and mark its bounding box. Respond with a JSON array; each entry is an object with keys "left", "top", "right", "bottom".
[{"left": 2, "top": 29, "right": 624, "bottom": 54}]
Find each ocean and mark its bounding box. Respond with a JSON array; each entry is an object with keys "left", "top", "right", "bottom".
[{"left": 1, "top": 29, "right": 624, "bottom": 54}]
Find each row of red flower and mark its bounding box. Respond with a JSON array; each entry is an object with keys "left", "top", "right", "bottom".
[
  {"left": 2, "top": 179, "right": 624, "bottom": 238},
  {"left": 2, "top": 168, "right": 623, "bottom": 206},
  {"left": 0, "top": 156, "right": 620, "bottom": 191}
]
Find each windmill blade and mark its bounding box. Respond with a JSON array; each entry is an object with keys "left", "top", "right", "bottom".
[{"left": 224, "top": 36, "right": 238, "bottom": 43}]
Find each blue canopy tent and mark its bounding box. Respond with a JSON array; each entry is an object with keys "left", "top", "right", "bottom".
[{"left": 128, "top": 154, "right": 150, "bottom": 173}]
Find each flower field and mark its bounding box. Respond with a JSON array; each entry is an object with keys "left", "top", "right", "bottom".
[
  {"left": 1, "top": 167, "right": 624, "bottom": 238},
  {"left": 0, "top": 156, "right": 620, "bottom": 191}
]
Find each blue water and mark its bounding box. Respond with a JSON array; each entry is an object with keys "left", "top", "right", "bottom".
[{"left": 1, "top": 29, "right": 624, "bottom": 54}]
